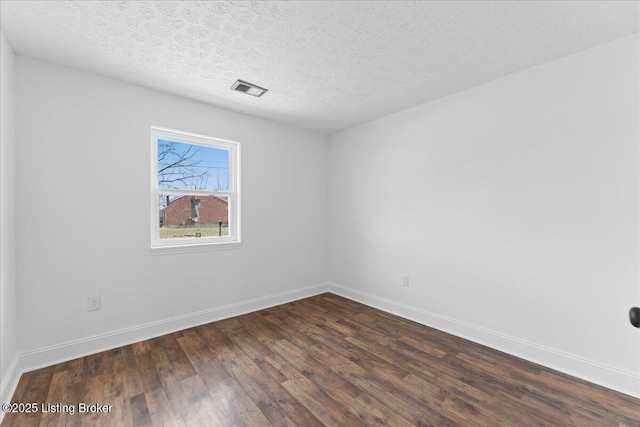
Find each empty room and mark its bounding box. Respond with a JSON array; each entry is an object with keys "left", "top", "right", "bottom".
[{"left": 1, "top": 1, "right": 639, "bottom": 426}]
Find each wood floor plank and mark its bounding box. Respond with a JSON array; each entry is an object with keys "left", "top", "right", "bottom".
[
  {"left": 219, "top": 323, "right": 325, "bottom": 427},
  {"left": 130, "top": 393, "right": 152, "bottom": 427},
  {"left": 83, "top": 348, "right": 123, "bottom": 378},
  {"left": 147, "top": 344, "right": 193, "bottom": 421},
  {"left": 214, "top": 343, "right": 293, "bottom": 426},
  {"left": 144, "top": 388, "right": 186, "bottom": 427},
  {"left": 7, "top": 367, "right": 56, "bottom": 427},
  {"left": 155, "top": 335, "right": 197, "bottom": 382},
  {"left": 3, "top": 293, "right": 639, "bottom": 427},
  {"left": 279, "top": 304, "right": 411, "bottom": 380},
  {"left": 121, "top": 345, "right": 162, "bottom": 397},
  {"left": 281, "top": 377, "right": 365, "bottom": 427},
  {"left": 37, "top": 369, "right": 68, "bottom": 427}
]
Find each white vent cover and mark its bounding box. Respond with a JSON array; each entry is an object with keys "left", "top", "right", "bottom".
[{"left": 231, "top": 80, "right": 268, "bottom": 97}]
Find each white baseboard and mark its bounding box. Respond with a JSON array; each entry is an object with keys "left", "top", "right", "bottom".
[
  {"left": 11, "top": 283, "right": 330, "bottom": 392},
  {"left": 0, "top": 355, "right": 20, "bottom": 422},
  {"left": 328, "top": 282, "right": 640, "bottom": 399}
]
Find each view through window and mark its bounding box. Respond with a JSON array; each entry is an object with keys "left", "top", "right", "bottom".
[{"left": 151, "top": 127, "right": 240, "bottom": 251}]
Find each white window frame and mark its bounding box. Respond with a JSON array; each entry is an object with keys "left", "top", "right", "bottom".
[{"left": 150, "top": 126, "right": 241, "bottom": 254}]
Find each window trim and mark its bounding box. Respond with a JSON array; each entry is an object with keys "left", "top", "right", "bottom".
[{"left": 150, "top": 126, "right": 241, "bottom": 254}]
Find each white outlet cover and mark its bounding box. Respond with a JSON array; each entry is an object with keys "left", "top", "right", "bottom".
[{"left": 87, "top": 295, "right": 101, "bottom": 311}]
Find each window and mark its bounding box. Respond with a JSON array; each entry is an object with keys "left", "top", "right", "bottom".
[{"left": 150, "top": 126, "right": 240, "bottom": 253}]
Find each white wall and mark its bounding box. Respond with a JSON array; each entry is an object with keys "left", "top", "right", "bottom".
[
  {"left": 328, "top": 35, "right": 640, "bottom": 396},
  {"left": 0, "top": 30, "right": 18, "bottom": 405},
  {"left": 15, "top": 57, "right": 327, "bottom": 365}
]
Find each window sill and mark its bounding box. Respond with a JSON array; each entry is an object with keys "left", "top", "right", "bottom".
[{"left": 150, "top": 241, "right": 242, "bottom": 255}]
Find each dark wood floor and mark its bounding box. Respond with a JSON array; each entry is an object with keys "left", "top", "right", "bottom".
[{"left": 3, "top": 293, "right": 640, "bottom": 426}]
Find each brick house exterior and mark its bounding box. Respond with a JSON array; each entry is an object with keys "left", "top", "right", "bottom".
[{"left": 162, "top": 195, "right": 228, "bottom": 227}]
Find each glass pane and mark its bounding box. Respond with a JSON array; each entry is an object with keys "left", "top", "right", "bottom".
[
  {"left": 159, "top": 194, "right": 229, "bottom": 239},
  {"left": 158, "top": 140, "right": 229, "bottom": 191}
]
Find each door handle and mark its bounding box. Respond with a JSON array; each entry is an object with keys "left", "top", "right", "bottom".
[{"left": 631, "top": 307, "right": 640, "bottom": 328}]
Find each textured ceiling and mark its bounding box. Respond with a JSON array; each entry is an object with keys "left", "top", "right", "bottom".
[{"left": 1, "top": 1, "right": 638, "bottom": 134}]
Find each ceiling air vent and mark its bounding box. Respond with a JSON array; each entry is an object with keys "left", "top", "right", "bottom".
[{"left": 231, "top": 79, "right": 268, "bottom": 97}]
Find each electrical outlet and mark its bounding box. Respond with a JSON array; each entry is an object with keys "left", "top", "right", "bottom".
[
  {"left": 402, "top": 275, "right": 409, "bottom": 287},
  {"left": 87, "top": 296, "right": 101, "bottom": 311}
]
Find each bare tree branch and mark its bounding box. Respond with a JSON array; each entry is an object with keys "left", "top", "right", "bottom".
[{"left": 158, "top": 142, "right": 207, "bottom": 189}]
